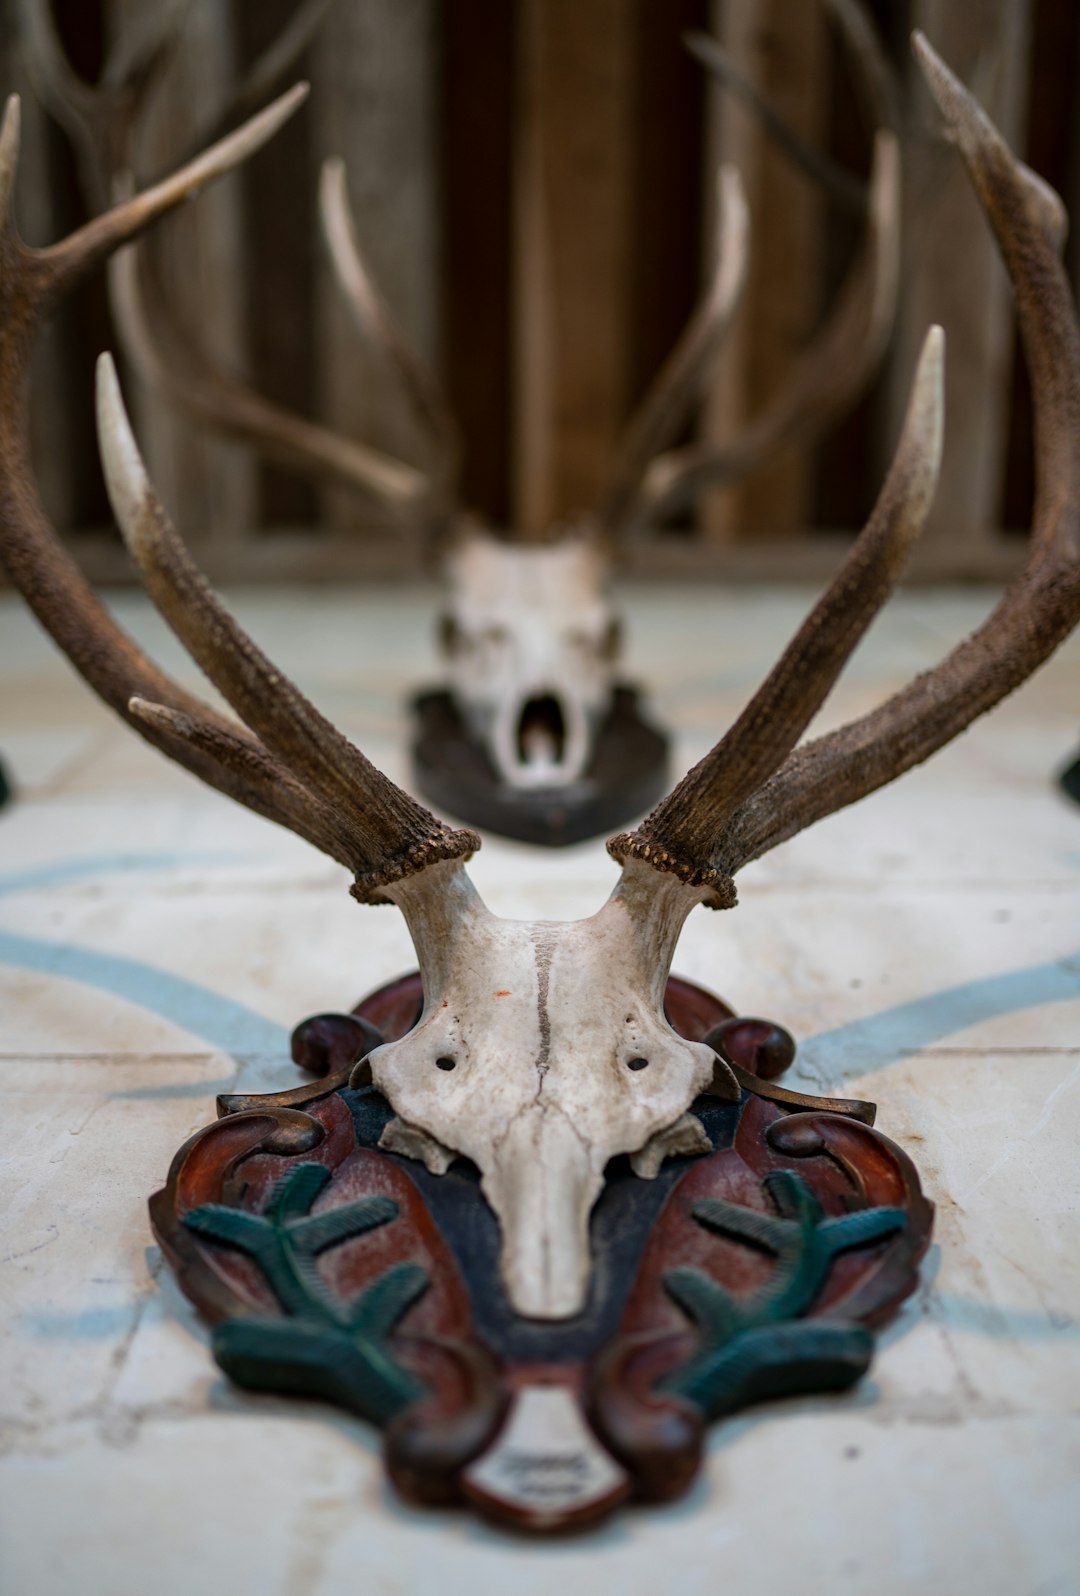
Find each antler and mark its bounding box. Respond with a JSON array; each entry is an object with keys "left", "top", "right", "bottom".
[
  {"left": 318, "top": 157, "right": 462, "bottom": 520},
  {"left": 608, "top": 0, "right": 900, "bottom": 536},
  {"left": 108, "top": 239, "right": 430, "bottom": 516},
  {"left": 19, "top": 0, "right": 187, "bottom": 210},
  {"left": 21, "top": 0, "right": 436, "bottom": 522},
  {"left": 610, "top": 34, "right": 1080, "bottom": 899},
  {"left": 0, "top": 89, "right": 477, "bottom": 896},
  {"left": 595, "top": 163, "right": 750, "bottom": 537}
]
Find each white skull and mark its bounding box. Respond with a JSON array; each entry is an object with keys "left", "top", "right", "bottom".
[
  {"left": 368, "top": 858, "right": 734, "bottom": 1320},
  {"left": 440, "top": 529, "right": 620, "bottom": 789}
]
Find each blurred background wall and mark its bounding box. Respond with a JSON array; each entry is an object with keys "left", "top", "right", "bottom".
[{"left": 2, "top": 0, "right": 1078, "bottom": 582}]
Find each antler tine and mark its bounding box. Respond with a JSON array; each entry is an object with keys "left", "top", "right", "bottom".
[
  {"left": 19, "top": 0, "right": 98, "bottom": 160},
  {"left": 611, "top": 33, "right": 1080, "bottom": 896},
  {"left": 34, "top": 84, "right": 310, "bottom": 312},
  {"left": 319, "top": 157, "right": 462, "bottom": 519},
  {"left": 609, "top": 323, "right": 943, "bottom": 900},
  {"left": 100, "top": 0, "right": 191, "bottom": 96},
  {"left": 0, "top": 88, "right": 476, "bottom": 892},
  {"left": 0, "top": 92, "right": 20, "bottom": 225},
  {"left": 0, "top": 88, "right": 345, "bottom": 863},
  {"left": 682, "top": 31, "right": 866, "bottom": 218},
  {"left": 717, "top": 33, "right": 1080, "bottom": 872},
  {"left": 192, "top": 0, "right": 338, "bottom": 154},
  {"left": 96, "top": 356, "right": 478, "bottom": 897},
  {"left": 20, "top": 0, "right": 187, "bottom": 209},
  {"left": 26, "top": 1, "right": 430, "bottom": 520},
  {"left": 598, "top": 164, "right": 749, "bottom": 537},
  {"left": 108, "top": 241, "right": 431, "bottom": 515},
  {"left": 629, "top": 0, "right": 900, "bottom": 533}
]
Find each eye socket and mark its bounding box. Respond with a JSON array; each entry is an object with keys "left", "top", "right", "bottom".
[
  {"left": 435, "top": 1055, "right": 457, "bottom": 1072},
  {"left": 626, "top": 1056, "right": 650, "bottom": 1072}
]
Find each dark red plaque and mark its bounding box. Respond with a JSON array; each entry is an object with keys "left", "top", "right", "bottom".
[{"left": 151, "top": 973, "right": 932, "bottom": 1533}]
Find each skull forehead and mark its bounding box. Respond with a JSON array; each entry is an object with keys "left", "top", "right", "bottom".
[
  {"left": 448, "top": 532, "right": 609, "bottom": 618},
  {"left": 373, "top": 910, "right": 711, "bottom": 1149}
]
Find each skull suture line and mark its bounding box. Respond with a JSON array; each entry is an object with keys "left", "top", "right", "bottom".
[{"left": 367, "top": 858, "right": 729, "bottom": 1318}]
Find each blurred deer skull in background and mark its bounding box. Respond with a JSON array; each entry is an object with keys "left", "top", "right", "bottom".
[
  {"left": 439, "top": 531, "right": 620, "bottom": 789},
  {"left": 32, "top": 0, "right": 902, "bottom": 832}
]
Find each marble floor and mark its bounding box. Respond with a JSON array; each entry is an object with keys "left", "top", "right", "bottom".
[{"left": 1, "top": 580, "right": 1078, "bottom": 1596}]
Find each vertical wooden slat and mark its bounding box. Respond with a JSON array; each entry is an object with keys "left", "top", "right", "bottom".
[
  {"left": 3, "top": 1, "right": 83, "bottom": 532},
  {"left": 813, "top": 9, "right": 885, "bottom": 533},
  {"left": 627, "top": 0, "right": 708, "bottom": 429},
  {"left": 700, "top": 0, "right": 828, "bottom": 543},
  {"left": 512, "top": 0, "right": 639, "bottom": 533},
  {"left": 107, "top": 0, "right": 255, "bottom": 549},
  {"left": 310, "top": 0, "right": 440, "bottom": 542},
  {"left": 233, "top": 1, "right": 317, "bottom": 533},
  {"left": 22, "top": 0, "right": 112, "bottom": 535},
  {"left": 889, "top": 0, "right": 1032, "bottom": 558},
  {"left": 441, "top": 0, "right": 516, "bottom": 526},
  {"left": 1003, "top": 0, "right": 1080, "bottom": 531}
]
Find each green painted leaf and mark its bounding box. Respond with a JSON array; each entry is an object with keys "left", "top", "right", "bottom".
[
  {"left": 661, "top": 1171, "right": 912, "bottom": 1419},
  {"left": 183, "top": 1204, "right": 274, "bottom": 1253},
  {"left": 349, "top": 1262, "right": 429, "bottom": 1336},
  {"left": 291, "top": 1195, "right": 399, "bottom": 1255},
  {"left": 763, "top": 1169, "right": 823, "bottom": 1225},
  {"left": 819, "top": 1206, "right": 907, "bottom": 1252},
  {"left": 691, "top": 1198, "right": 792, "bottom": 1254},
  {"left": 666, "top": 1318, "right": 875, "bottom": 1417},
  {"left": 211, "top": 1315, "right": 425, "bottom": 1426},
  {"left": 266, "top": 1162, "right": 332, "bottom": 1222},
  {"left": 185, "top": 1165, "right": 431, "bottom": 1426},
  {"left": 664, "top": 1267, "right": 742, "bottom": 1340}
]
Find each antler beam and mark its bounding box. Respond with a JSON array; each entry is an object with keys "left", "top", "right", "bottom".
[
  {"left": 615, "top": 0, "right": 900, "bottom": 535},
  {"left": 612, "top": 34, "right": 1080, "bottom": 894},
  {"left": 0, "top": 88, "right": 476, "bottom": 895},
  {"left": 23, "top": 0, "right": 439, "bottom": 521}
]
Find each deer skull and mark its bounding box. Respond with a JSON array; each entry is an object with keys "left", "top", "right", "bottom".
[
  {"left": 439, "top": 530, "right": 620, "bottom": 790},
  {"left": 5, "top": 36, "right": 1078, "bottom": 1348},
  {"left": 369, "top": 858, "right": 726, "bottom": 1317}
]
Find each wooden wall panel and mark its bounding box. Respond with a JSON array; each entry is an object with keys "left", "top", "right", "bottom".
[
  {"left": 4, "top": 2, "right": 81, "bottom": 531},
  {"left": 700, "top": 0, "right": 828, "bottom": 544},
  {"left": 512, "top": 0, "right": 639, "bottom": 532},
  {"left": 233, "top": 0, "right": 317, "bottom": 533},
  {"left": 887, "top": 0, "right": 1032, "bottom": 561},
  {"left": 5, "top": 0, "right": 1078, "bottom": 585},
  {"left": 626, "top": 0, "right": 708, "bottom": 457},
  {"left": 108, "top": 0, "right": 255, "bottom": 545},
  {"left": 310, "top": 0, "right": 440, "bottom": 545},
  {"left": 440, "top": 0, "right": 516, "bottom": 526}
]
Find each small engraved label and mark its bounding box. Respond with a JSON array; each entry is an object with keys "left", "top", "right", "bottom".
[{"left": 464, "top": 1387, "right": 628, "bottom": 1520}]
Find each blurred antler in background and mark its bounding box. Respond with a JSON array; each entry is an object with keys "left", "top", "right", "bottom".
[
  {"left": 21, "top": 0, "right": 448, "bottom": 544},
  {"left": 7, "top": 0, "right": 1071, "bottom": 583}
]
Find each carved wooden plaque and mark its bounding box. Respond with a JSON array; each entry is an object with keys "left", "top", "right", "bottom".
[{"left": 152, "top": 973, "right": 932, "bottom": 1533}]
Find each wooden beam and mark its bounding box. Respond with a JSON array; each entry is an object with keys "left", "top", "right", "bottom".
[
  {"left": 440, "top": 0, "right": 516, "bottom": 525},
  {"left": 888, "top": 0, "right": 1032, "bottom": 554},
  {"left": 310, "top": 0, "right": 440, "bottom": 542},
  {"left": 699, "top": 0, "right": 828, "bottom": 544},
  {"left": 512, "top": 0, "right": 639, "bottom": 533},
  {"left": 52, "top": 528, "right": 1026, "bottom": 589},
  {"left": 1, "top": 5, "right": 81, "bottom": 532},
  {"left": 107, "top": 0, "right": 256, "bottom": 548}
]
